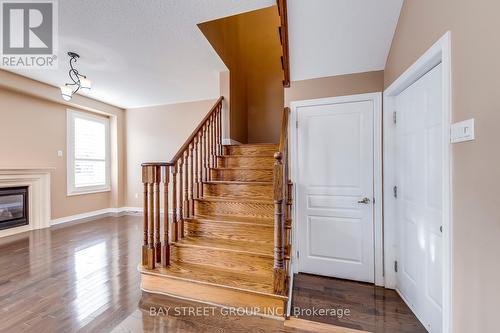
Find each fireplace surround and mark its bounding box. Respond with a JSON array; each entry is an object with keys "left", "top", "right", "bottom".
[
  {"left": 0, "top": 168, "right": 52, "bottom": 238},
  {"left": 0, "top": 186, "right": 29, "bottom": 230}
]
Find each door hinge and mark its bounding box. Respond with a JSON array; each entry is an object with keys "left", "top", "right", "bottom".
[
  {"left": 393, "top": 185, "right": 398, "bottom": 198},
  {"left": 296, "top": 120, "right": 298, "bottom": 128},
  {"left": 393, "top": 111, "right": 397, "bottom": 124},
  {"left": 296, "top": 251, "right": 299, "bottom": 259},
  {"left": 394, "top": 260, "right": 398, "bottom": 272}
]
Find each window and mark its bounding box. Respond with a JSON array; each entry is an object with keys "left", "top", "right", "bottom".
[{"left": 67, "top": 110, "right": 110, "bottom": 195}]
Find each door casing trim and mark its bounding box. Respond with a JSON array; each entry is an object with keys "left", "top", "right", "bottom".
[
  {"left": 289, "top": 92, "right": 383, "bottom": 286},
  {"left": 383, "top": 31, "right": 452, "bottom": 333}
]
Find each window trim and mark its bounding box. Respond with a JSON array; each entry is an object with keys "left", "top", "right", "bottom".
[{"left": 66, "top": 109, "right": 111, "bottom": 196}]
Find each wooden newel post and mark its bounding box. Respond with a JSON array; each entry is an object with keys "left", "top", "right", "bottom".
[
  {"left": 142, "top": 166, "right": 149, "bottom": 267},
  {"left": 273, "top": 152, "right": 285, "bottom": 295},
  {"left": 162, "top": 165, "right": 170, "bottom": 267}
]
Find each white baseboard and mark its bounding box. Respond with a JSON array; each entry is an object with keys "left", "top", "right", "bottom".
[
  {"left": 51, "top": 208, "right": 119, "bottom": 225},
  {"left": 222, "top": 138, "right": 242, "bottom": 145},
  {"left": 50, "top": 207, "right": 172, "bottom": 226}
]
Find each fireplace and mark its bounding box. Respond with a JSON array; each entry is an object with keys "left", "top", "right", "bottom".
[{"left": 0, "top": 186, "right": 28, "bottom": 230}]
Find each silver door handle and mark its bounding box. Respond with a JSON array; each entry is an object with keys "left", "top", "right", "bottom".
[{"left": 358, "top": 197, "right": 371, "bottom": 204}]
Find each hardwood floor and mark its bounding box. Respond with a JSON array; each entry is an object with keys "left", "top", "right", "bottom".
[
  {"left": 0, "top": 215, "right": 143, "bottom": 332},
  {"left": 291, "top": 273, "right": 428, "bottom": 333},
  {"left": 0, "top": 215, "right": 426, "bottom": 332}
]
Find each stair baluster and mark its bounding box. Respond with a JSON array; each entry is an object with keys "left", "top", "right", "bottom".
[
  {"left": 198, "top": 133, "right": 204, "bottom": 197},
  {"left": 189, "top": 141, "right": 194, "bottom": 216},
  {"left": 208, "top": 118, "right": 212, "bottom": 170},
  {"left": 178, "top": 158, "right": 184, "bottom": 239},
  {"left": 162, "top": 165, "right": 170, "bottom": 267},
  {"left": 172, "top": 164, "right": 178, "bottom": 242},
  {"left": 273, "top": 152, "right": 285, "bottom": 295},
  {"left": 184, "top": 150, "right": 189, "bottom": 222},
  {"left": 194, "top": 135, "right": 199, "bottom": 199},
  {"left": 211, "top": 114, "right": 216, "bottom": 167},
  {"left": 154, "top": 166, "right": 161, "bottom": 263},
  {"left": 204, "top": 124, "right": 209, "bottom": 182},
  {"left": 217, "top": 105, "right": 222, "bottom": 156},
  {"left": 147, "top": 177, "right": 155, "bottom": 269}
]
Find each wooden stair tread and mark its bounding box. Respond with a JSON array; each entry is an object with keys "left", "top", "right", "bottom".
[
  {"left": 189, "top": 215, "right": 273, "bottom": 225},
  {"left": 195, "top": 196, "right": 272, "bottom": 204},
  {"left": 203, "top": 180, "right": 272, "bottom": 185},
  {"left": 212, "top": 167, "right": 273, "bottom": 171},
  {"left": 174, "top": 237, "right": 273, "bottom": 256},
  {"left": 226, "top": 143, "right": 277, "bottom": 147},
  {"left": 219, "top": 154, "right": 275, "bottom": 158},
  {"left": 141, "top": 261, "right": 280, "bottom": 296}
]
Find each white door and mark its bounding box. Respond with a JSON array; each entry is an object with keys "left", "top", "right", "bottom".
[
  {"left": 395, "top": 63, "right": 443, "bottom": 332},
  {"left": 297, "top": 97, "right": 375, "bottom": 283}
]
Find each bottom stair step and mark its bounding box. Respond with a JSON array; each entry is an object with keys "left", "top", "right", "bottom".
[
  {"left": 142, "top": 261, "right": 274, "bottom": 294},
  {"left": 140, "top": 262, "right": 287, "bottom": 316}
]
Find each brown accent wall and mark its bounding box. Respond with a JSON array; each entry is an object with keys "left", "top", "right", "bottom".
[
  {"left": 385, "top": 1, "right": 500, "bottom": 331},
  {"left": 0, "top": 70, "right": 125, "bottom": 220},
  {"left": 285, "top": 71, "right": 384, "bottom": 106},
  {"left": 199, "top": 6, "right": 283, "bottom": 144}
]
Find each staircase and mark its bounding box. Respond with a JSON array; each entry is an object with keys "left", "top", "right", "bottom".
[{"left": 139, "top": 98, "right": 292, "bottom": 317}]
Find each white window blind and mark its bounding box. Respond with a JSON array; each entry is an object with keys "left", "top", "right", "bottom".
[{"left": 67, "top": 110, "right": 110, "bottom": 195}]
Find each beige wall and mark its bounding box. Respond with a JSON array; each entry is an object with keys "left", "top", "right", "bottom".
[
  {"left": 219, "top": 71, "right": 231, "bottom": 142},
  {"left": 285, "top": 71, "right": 384, "bottom": 106},
  {"left": 125, "top": 99, "right": 216, "bottom": 207},
  {"left": 199, "top": 6, "right": 283, "bottom": 144},
  {"left": 385, "top": 1, "right": 500, "bottom": 332},
  {"left": 0, "top": 70, "right": 125, "bottom": 220}
]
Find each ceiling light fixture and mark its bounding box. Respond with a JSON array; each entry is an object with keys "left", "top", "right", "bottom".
[{"left": 60, "top": 52, "right": 91, "bottom": 101}]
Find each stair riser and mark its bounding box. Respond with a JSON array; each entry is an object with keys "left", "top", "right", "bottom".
[
  {"left": 186, "top": 221, "right": 274, "bottom": 244},
  {"left": 195, "top": 200, "right": 274, "bottom": 219},
  {"left": 171, "top": 246, "right": 273, "bottom": 276},
  {"left": 141, "top": 274, "right": 285, "bottom": 316},
  {"left": 218, "top": 156, "right": 274, "bottom": 168},
  {"left": 225, "top": 145, "right": 278, "bottom": 156},
  {"left": 211, "top": 169, "right": 273, "bottom": 182},
  {"left": 203, "top": 183, "right": 273, "bottom": 200}
]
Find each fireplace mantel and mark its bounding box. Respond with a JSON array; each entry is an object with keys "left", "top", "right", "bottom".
[{"left": 0, "top": 168, "right": 52, "bottom": 238}]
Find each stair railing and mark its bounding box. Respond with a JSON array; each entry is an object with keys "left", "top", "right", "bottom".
[
  {"left": 273, "top": 107, "right": 292, "bottom": 295},
  {"left": 141, "top": 97, "right": 224, "bottom": 269},
  {"left": 277, "top": 0, "right": 290, "bottom": 87}
]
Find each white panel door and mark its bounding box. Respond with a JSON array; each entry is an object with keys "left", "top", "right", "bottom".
[
  {"left": 297, "top": 99, "right": 375, "bottom": 283},
  {"left": 395, "top": 63, "right": 443, "bottom": 333}
]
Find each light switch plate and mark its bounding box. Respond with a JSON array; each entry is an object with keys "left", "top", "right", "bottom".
[
  {"left": 451, "top": 119, "right": 475, "bottom": 143},
  {"left": 57, "top": 150, "right": 63, "bottom": 157}
]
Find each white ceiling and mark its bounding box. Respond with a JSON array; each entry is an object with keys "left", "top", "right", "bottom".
[
  {"left": 8, "top": 0, "right": 274, "bottom": 108},
  {"left": 287, "top": 0, "right": 403, "bottom": 81}
]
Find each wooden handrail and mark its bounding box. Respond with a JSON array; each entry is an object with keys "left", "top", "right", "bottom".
[
  {"left": 273, "top": 107, "right": 292, "bottom": 295},
  {"left": 277, "top": 0, "right": 290, "bottom": 87},
  {"left": 170, "top": 96, "right": 223, "bottom": 163},
  {"left": 141, "top": 97, "right": 224, "bottom": 268}
]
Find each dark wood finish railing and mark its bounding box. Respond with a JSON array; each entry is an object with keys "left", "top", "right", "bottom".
[
  {"left": 273, "top": 107, "right": 292, "bottom": 295},
  {"left": 141, "top": 97, "right": 223, "bottom": 269},
  {"left": 277, "top": 0, "right": 290, "bottom": 87}
]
